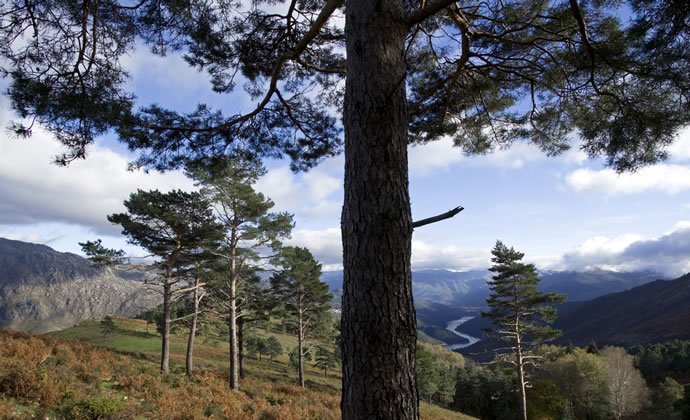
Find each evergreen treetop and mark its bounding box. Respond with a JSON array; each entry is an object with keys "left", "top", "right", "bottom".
[
  {"left": 79, "top": 239, "right": 127, "bottom": 266},
  {"left": 484, "top": 240, "right": 566, "bottom": 347}
]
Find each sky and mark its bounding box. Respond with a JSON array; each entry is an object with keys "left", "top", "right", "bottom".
[{"left": 1, "top": 44, "right": 690, "bottom": 277}]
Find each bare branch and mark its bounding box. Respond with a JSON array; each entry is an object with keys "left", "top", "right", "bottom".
[{"left": 412, "top": 206, "right": 464, "bottom": 228}]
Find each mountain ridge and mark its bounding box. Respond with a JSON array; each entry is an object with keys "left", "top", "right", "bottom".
[{"left": 0, "top": 238, "right": 160, "bottom": 333}]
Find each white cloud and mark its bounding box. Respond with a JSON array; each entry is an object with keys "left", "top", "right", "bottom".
[
  {"left": 408, "top": 138, "right": 465, "bottom": 176},
  {"left": 286, "top": 226, "right": 491, "bottom": 271},
  {"left": 566, "top": 164, "right": 690, "bottom": 195},
  {"left": 255, "top": 159, "right": 343, "bottom": 220},
  {"left": 0, "top": 108, "right": 194, "bottom": 234},
  {"left": 408, "top": 137, "right": 587, "bottom": 177},
  {"left": 412, "top": 240, "right": 490, "bottom": 270},
  {"left": 0, "top": 232, "right": 54, "bottom": 245},
  {"left": 477, "top": 142, "right": 547, "bottom": 169},
  {"left": 560, "top": 224, "right": 690, "bottom": 276},
  {"left": 287, "top": 227, "right": 342, "bottom": 269},
  {"left": 560, "top": 234, "right": 644, "bottom": 269},
  {"left": 264, "top": 220, "right": 690, "bottom": 277}
]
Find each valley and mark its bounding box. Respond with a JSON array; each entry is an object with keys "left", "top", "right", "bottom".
[{"left": 2, "top": 238, "right": 687, "bottom": 354}]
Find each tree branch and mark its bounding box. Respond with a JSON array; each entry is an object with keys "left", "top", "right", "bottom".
[
  {"left": 144, "top": 0, "right": 343, "bottom": 134},
  {"left": 412, "top": 206, "right": 464, "bottom": 228},
  {"left": 407, "top": 0, "right": 459, "bottom": 26}
]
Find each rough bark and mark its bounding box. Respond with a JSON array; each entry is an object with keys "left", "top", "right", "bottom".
[{"left": 341, "top": 0, "right": 418, "bottom": 417}]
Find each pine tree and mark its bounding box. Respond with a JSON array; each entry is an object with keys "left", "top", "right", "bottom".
[
  {"left": 183, "top": 258, "right": 216, "bottom": 376},
  {"left": 79, "top": 239, "right": 126, "bottom": 266},
  {"left": 271, "top": 247, "right": 332, "bottom": 387},
  {"left": 483, "top": 240, "right": 566, "bottom": 420},
  {"left": 187, "top": 157, "right": 292, "bottom": 389},
  {"left": 100, "top": 315, "right": 116, "bottom": 337},
  {"left": 265, "top": 336, "right": 283, "bottom": 361},
  {"left": 235, "top": 269, "right": 272, "bottom": 378},
  {"left": 314, "top": 346, "right": 337, "bottom": 377},
  {"left": 108, "top": 189, "right": 223, "bottom": 374}
]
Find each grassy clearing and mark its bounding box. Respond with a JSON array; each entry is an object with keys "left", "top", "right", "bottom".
[{"left": 0, "top": 319, "right": 474, "bottom": 419}]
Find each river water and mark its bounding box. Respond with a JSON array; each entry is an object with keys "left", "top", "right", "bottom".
[{"left": 445, "top": 316, "right": 481, "bottom": 350}]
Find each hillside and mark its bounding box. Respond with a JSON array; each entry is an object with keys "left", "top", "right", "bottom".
[
  {"left": 458, "top": 273, "right": 690, "bottom": 360},
  {"left": 554, "top": 273, "right": 690, "bottom": 346},
  {"left": 0, "top": 238, "right": 159, "bottom": 333},
  {"left": 539, "top": 269, "right": 662, "bottom": 302},
  {"left": 0, "top": 320, "right": 474, "bottom": 419}
]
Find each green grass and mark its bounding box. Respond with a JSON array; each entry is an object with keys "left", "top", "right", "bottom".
[
  {"left": 52, "top": 318, "right": 342, "bottom": 388},
  {"left": 42, "top": 317, "right": 474, "bottom": 419}
]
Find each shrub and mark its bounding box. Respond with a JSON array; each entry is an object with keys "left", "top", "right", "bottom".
[{"left": 61, "top": 394, "right": 124, "bottom": 419}]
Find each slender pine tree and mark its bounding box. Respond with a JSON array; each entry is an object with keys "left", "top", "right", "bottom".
[
  {"left": 108, "top": 189, "right": 223, "bottom": 374},
  {"left": 483, "top": 240, "right": 566, "bottom": 420},
  {"left": 186, "top": 158, "right": 292, "bottom": 389},
  {"left": 271, "top": 247, "right": 332, "bottom": 387}
]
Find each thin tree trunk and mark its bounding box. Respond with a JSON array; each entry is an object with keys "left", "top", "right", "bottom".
[
  {"left": 238, "top": 316, "right": 245, "bottom": 378},
  {"left": 516, "top": 319, "right": 527, "bottom": 420},
  {"left": 185, "top": 278, "right": 200, "bottom": 376},
  {"left": 228, "top": 241, "right": 239, "bottom": 390},
  {"left": 341, "top": 1, "right": 417, "bottom": 417},
  {"left": 161, "top": 280, "right": 172, "bottom": 374},
  {"left": 298, "top": 307, "right": 305, "bottom": 388}
]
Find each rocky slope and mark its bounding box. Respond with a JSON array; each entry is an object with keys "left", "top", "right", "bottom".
[{"left": 0, "top": 238, "right": 160, "bottom": 333}]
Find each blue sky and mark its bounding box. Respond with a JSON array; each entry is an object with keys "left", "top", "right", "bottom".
[{"left": 1, "top": 44, "right": 690, "bottom": 277}]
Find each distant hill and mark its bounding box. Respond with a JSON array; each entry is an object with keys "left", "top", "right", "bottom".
[
  {"left": 0, "top": 238, "right": 160, "bottom": 333},
  {"left": 458, "top": 273, "right": 690, "bottom": 360},
  {"left": 539, "top": 269, "right": 662, "bottom": 302},
  {"left": 322, "top": 267, "right": 665, "bottom": 346},
  {"left": 554, "top": 273, "right": 690, "bottom": 346}
]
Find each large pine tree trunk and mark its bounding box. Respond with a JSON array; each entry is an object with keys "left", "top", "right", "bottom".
[
  {"left": 161, "top": 280, "right": 172, "bottom": 374},
  {"left": 341, "top": 0, "right": 418, "bottom": 418}
]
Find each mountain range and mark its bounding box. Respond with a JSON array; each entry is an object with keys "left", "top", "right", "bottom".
[
  {"left": 0, "top": 238, "right": 159, "bottom": 333},
  {"left": 322, "top": 268, "right": 681, "bottom": 347},
  {"left": 2, "top": 238, "right": 687, "bottom": 349}
]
